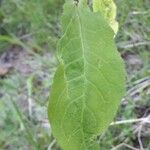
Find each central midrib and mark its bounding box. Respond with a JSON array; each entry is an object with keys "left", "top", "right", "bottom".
[
  {"left": 77, "top": 9, "right": 86, "bottom": 119},
  {"left": 76, "top": 7, "right": 89, "bottom": 150}
]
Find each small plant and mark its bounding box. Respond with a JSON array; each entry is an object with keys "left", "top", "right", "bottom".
[{"left": 48, "top": 0, "right": 126, "bottom": 150}]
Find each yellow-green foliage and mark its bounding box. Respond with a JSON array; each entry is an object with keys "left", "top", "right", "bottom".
[{"left": 93, "top": 0, "right": 118, "bottom": 35}]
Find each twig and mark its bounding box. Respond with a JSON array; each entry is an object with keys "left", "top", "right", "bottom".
[
  {"left": 122, "top": 77, "right": 150, "bottom": 102},
  {"left": 130, "top": 11, "right": 150, "bottom": 15},
  {"left": 110, "top": 117, "right": 150, "bottom": 126},
  {"left": 118, "top": 41, "right": 150, "bottom": 49},
  {"left": 138, "top": 124, "right": 144, "bottom": 150},
  {"left": 131, "top": 77, "right": 150, "bottom": 86},
  {"left": 126, "top": 78, "right": 150, "bottom": 97}
]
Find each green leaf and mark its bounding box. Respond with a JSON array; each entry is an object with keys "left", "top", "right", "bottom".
[
  {"left": 93, "top": 0, "right": 119, "bottom": 35},
  {"left": 48, "top": 1, "right": 125, "bottom": 150}
]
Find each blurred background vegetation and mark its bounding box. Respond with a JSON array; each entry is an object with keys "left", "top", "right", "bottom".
[{"left": 0, "top": 0, "right": 150, "bottom": 150}]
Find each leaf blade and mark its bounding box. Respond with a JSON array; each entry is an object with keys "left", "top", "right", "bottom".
[
  {"left": 48, "top": 1, "right": 126, "bottom": 150},
  {"left": 93, "top": 0, "right": 119, "bottom": 34}
]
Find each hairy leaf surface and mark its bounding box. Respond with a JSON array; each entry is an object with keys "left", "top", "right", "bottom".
[
  {"left": 48, "top": 1, "right": 125, "bottom": 150},
  {"left": 93, "top": 0, "right": 118, "bottom": 34}
]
